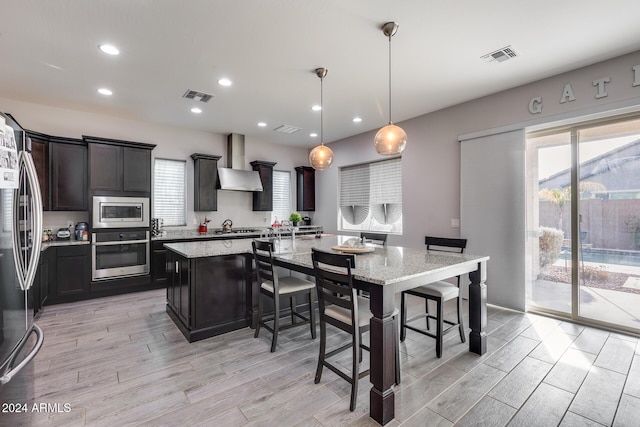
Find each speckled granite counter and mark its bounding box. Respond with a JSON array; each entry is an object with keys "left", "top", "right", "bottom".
[
  {"left": 41, "top": 239, "right": 90, "bottom": 250},
  {"left": 152, "top": 225, "right": 323, "bottom": 241},
  {"left": 164, "top": 235, "right": 488, "bottom": 286}
]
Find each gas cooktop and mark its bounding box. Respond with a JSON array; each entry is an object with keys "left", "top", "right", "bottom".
[{"left": 214, "top": 229, "right": 262, "bottom": 235}]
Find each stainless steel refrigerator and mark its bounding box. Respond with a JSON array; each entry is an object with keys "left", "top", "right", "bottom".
[{"left": 0, "top": 112, "right": 44, "bottom": 414}]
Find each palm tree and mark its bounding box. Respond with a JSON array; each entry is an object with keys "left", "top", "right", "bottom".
[{"left": 539, "top": 187, "right": 569, "bottom": 230}]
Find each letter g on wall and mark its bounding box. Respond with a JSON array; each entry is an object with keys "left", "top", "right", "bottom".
[{"left": 528, "top": 96, "right": 542, "bottom": 114}]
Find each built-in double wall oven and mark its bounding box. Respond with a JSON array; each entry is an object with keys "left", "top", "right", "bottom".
[{"left": 91, "top": 196, "right": 150, "bottom": 281}]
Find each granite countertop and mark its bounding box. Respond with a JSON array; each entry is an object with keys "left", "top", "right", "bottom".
[
  {"left": 41, "top": 239, "right": 90, "bottom": 250},
  {"left": 152, "top": 225, "right": 323, "bottom": 241},
  {"left": 164, "top": 235, "right": 489, "bottom": 286}
]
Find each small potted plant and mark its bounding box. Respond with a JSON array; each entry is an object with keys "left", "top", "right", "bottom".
[{"left": 289, "top": 212, "right": 302, "bottom": 226}]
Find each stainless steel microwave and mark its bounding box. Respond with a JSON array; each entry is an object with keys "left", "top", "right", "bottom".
[{"left": 92, "top": 196, "right": 150, "bottom": 229}]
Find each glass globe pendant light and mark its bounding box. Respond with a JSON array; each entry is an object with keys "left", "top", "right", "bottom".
[
  {"left": 309, "top": 67, "right": 334, "bottom": 170},
  {"left": 374, "top": 22, "right": 407, "bottom": 155}
]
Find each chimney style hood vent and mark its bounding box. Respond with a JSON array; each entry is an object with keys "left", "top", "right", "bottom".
[{"left": 217, "top": 134, "right": 263, "bottom": 192}]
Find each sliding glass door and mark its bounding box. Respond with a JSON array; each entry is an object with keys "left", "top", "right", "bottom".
[{"left": 526, "top": 115, "right": 640, "bottom": 333}]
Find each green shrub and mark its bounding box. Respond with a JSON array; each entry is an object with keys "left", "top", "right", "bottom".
[
  {"left": 289, "top": 212, "right": 302, "bottom": 223},
  {"left": 539, "top": 227, "right": 564, "bottom": 270}
]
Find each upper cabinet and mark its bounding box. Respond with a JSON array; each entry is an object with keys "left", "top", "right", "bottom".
[
  {"left": 191, "top": 153, "right": 221, "bottom": 211},
  {"left": 295, "top": 166, "right": 315, "bottom": 211},
  {"left": 85, "top": 136, "right": 155, "bottom": 196},
  {"left": 251, "top": 161, "right": 277, "bottom": 211},
  {"left": 49, "top": 136, "right": 88, "bottom": 211},
  {"left": 26, "top": 131, "right": 50, "bottom": 211},
  {"left": 26, "top": 130, "right": 88, "bottom": 211}
]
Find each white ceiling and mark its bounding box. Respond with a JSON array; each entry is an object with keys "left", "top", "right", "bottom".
[{"left": 2, "top": 1, "right": 640, "bottom": 148}]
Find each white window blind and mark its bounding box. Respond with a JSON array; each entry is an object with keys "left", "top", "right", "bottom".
[
  {"left": 339, "top": 157, "right": 402, "bottom": 232},
  {"left": 272, "top": 170, "right": 291, "bottom": 224},
  {"left": 153, "top": 158, "right": 186, "bottom": 226}
]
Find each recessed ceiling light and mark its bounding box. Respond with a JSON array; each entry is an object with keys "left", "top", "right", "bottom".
[
  {"left": 218, "top": 78, "right": 232, "bottom": 86},
  {"left": 352, "top": 117, "right": 362, "bottom": 123},
  {"left": 312, "top": 105, "right": 321, "bottom": 111},
  {"left": 99, "top": 44, "right": 120, "bottom": 55},
  {"left": 97, "top": 88, "right": 112, "bottom": 96},
  {"left": 190, "top": 107, "right": 202, "bottom": 114},
  {"left": 257, "top": 122, "right": 267, "bottom": 127},
  {"left": 310, "top": 132, "right": 318, "bottom": 138}
]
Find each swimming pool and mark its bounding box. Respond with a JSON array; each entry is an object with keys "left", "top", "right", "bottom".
[{"left": 560, "top": 249, "right": 640, "bottom": 267}]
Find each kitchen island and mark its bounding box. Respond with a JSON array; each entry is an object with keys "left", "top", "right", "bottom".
[{"left": 164, "top": 235, "right": 489, "bottom": 426}]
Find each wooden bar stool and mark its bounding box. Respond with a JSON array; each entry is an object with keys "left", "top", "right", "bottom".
[
  {"left": 400, "top": 236, "right": 467, "bottom": 358},
  {"left": 311, "top": 248, "right": 400, "bottom": 411},
  {"left": 253, "top": 239, "right": 316, "bottom": 352}
]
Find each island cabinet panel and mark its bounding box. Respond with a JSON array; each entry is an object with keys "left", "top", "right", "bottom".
[
  {"left": 165, "top": 251, "right": 252, "bottom": 342},
  {"left": 193, "top": 255, "right": 249, "bottom": 330}
]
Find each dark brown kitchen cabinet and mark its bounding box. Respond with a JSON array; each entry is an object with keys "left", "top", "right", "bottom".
[
  {"left": 50, "top": 137, "right": 88, "bottom": 210},
  {"left": 50, "top": 245, "right": 91, "bottom": 303},
  {"left": 123, "top": 146, "right": 152, "bottom": 192},
  {"left": 33, "top": 247, "right": 51, "bottom": 316},
  {"left": 166, "top": 250, "right": 191, "bottom": 326},
  {"left": 295, "top": 166, "right": 315, "bottom": 211},
  {"left": 85, "top": 136, "right": 155, "bottom": 195},
  {"left": 165, "top": 250, "right": 251, "bottom": 342},
  {"left": 88, "top": 142, "right": 122, "bottom": 191},
  {"left": 251, "top": 161, "right": 277, "bottom": 211},
  {"left": 26, "top": 131, "right": 50, "bottom": 211},
  {"left": 191, "top": 153, "right": 221, "bottom": 211}
]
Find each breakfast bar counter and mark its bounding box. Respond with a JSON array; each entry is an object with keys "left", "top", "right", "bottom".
[{"left": 164, "top": 235, "right": 489, "bottom": 425}]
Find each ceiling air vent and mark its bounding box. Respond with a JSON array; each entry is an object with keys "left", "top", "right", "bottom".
[
  {"left": 273, "top": 124, "right": 301, "bottom": 134},
  {"left": 481, "top": 46, "right": 519, "bottom": 63},
  {"left": 182, "top": 89, "right": 214, "bottom": 103}
]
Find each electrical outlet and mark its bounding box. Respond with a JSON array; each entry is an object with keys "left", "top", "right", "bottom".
[{"left": 451, "top": 218, "right": 460, "bottom": 228}]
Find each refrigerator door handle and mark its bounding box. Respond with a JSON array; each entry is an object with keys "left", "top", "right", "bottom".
[
  {"left": 22, "top": 151, "right": 43, "bottom": 291},
  {"left": 0, "top": 324, "right": 44, "bottom": 385},
  {"left": 11, "top": 150, "right": 43, "bottom": 291}
]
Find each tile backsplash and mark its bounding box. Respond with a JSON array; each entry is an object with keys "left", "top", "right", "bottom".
[{"left": 44, "top": 211, "right": 89, "bottom": 232}]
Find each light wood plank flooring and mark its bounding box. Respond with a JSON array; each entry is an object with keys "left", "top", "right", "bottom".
[{"left": 23, "top": 289, "right": 640, "bottom": 426}]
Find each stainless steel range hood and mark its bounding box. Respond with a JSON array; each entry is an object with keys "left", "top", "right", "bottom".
[{"left": 217, "top": 133, "right": 263, "bottom": 192}]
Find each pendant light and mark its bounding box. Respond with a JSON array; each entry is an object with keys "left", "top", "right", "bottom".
[
  {"left": 309, "top": 67, "right": 334, "bottom": 170},
  {"left": 374, "top": 22, "right": 407, "bottom": 156}
]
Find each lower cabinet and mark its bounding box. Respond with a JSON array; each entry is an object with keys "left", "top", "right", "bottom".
[
  {"left": 49, "top": 245, "right": 91, "bottom": 303},
  {"left": 33, "top": 248, "right": 51, "bottom": 316},
  {"left": 166, "top": 251, "right": 251, "bottom": 342}
]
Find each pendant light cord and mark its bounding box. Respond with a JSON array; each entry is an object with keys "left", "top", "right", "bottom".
[
  {"left": 320, "top": 75, "right": 324, "bottom": 145},
  {"left": 388, "top": 33, "right": 392, "bottom": 125}
]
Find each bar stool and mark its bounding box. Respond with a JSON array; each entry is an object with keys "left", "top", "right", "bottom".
[
  {"left": 311, "top": 248, "right": 400, "bottom": 411},
  {"left": 253, "top": 239, "right": 316, "bottom": 352},
  {"left": 400, "top": 236, "right": 467, "bottom": 358}
]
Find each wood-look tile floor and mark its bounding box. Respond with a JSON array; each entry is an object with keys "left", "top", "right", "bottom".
[{"left": 24, "top": 289, "right": 640, "bottom": 426}]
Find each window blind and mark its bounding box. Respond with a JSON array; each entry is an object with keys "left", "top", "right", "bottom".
[
  {"left": 153, "top": 158, "right": 186, "bottom": 226},
  {"left": 339, "top": 157, "right": 402, "bottom": 231},
  {"left": 272, "top": 170, "right": 291, "bottom": 224}
]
